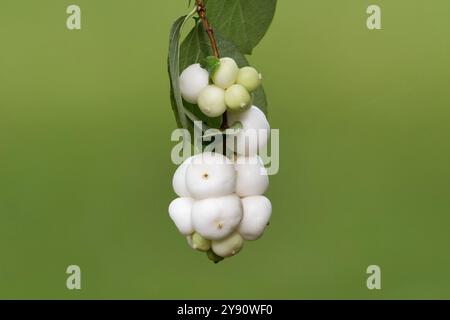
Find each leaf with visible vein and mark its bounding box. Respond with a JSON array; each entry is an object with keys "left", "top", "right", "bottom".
[
  {"left": 206, "top": 0, "right": 277, "bottom": 54},
  {"left": 168, "top": 16, "right": 190, "bottom": 130}
]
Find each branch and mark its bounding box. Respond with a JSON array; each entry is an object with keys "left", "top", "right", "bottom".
[
  {"left": 195, "top": 0, "right": 229, "bottom": 134},
  {"left": 195, "top": 0, "right": 220, "bottom": 59}
]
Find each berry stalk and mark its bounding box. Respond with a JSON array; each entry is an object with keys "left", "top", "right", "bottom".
[
  {"left": 195, "top": 0, "right": 220, "bottom": 59},
  {"left": 195, "top": 0, "right": 229, "bottom": 136}
]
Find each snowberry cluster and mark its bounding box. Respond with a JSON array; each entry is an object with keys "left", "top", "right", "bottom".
[
  {"left": 179, "top": 57, "right": 262, "bottom": 117},
  {"left": 169, "top": 152, "right": 272, "bottom": 262},
  {"left": 169, "top": 57, "right": 272, "bottom": 262}
]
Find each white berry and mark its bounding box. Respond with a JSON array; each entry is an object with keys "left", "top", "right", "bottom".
[
  {"left": 172, "top": 156, "right": 193, "bottom": 197},
  {"left": 168, "top": 197, "right": 195, "bottom": 236},
  {"left": 227, "top": 106, "right": 270, "bottom": 156},
  {"left": 225, "top": 84, "right": 252, "bottom": 111},
  {"left": 197, "top": 85, "right": 227, "bottom": 117},
  {"left": 179, "top": 64, "right": 209, "bottom": 104},
  {"left": 186, "top": 152, "right": 236, "bottom": 200},
  {"left": 211, "top": 231, "right": 244, "bottom": 258},
  {"left": 191, "top": 194, "right": 243, "bottom": 240},
  {"left": 212, "top": 57, "right": 239, "bottom": 89},
  {"left": 238, "top": 196, "right": 272, "bottom": 240},
  {"left": 235, "top": 155, "right": 269, "bottom": 197},
  {"left": 236, "top": 67, "right": 262, "bottom": 92}
]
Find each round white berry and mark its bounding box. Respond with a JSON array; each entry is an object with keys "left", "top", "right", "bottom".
[
  {"left": 179, "top": 64, "right": 209, "bottom": 104},
  {"left": 212, "top": 57, "right": 239, "bottom": 89},
  {"left": 197, "top": 85, "right": 227, "bottom": 117},
  {"left": 235, "top": 155, "right": 269, "bottom": 197},
  {"left": 227, "top": 106, "right": 270, "bottom": 156},
  {"left": 172, "top": 156, "right": 193, "bottom": 197},
  {"left": 225, "top": 84, "right": 252, "bottom": 111},
  {"left": 211, "top": 231, "right": 244, "bottom": 258},
  {"left": 236, "top": 66, "right": 262, "bottom": 92},
  {"left": 186, "top": 152, "right": 236, "bottom": 200},
  {"left": 192, "top": 194, "right": 243, "bottom": 240},
  {"left": 238, "top": 196, "right": 272, "bottom": 240},
  {"left": 168, "top": 197, "right": 195, "bottom": 236}
]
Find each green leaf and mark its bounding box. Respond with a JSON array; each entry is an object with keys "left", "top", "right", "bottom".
[
  {"left": 168, "top": 16, "right": 190, "bottom": 130},
  {"left": 168, "top": 9, "right": 218, "bottom": 135},
  {"left": 207, "top": 249, "right": 224, "bottom": 264},
  {"left": 168, "top": 11, "right": 225, "bottom": 135},
  {"left": 200, "top": 56, "right": 221, "bottom": 77},
  {"left": 206, "top": 0, "right": 277, "bottom": 54},
  {"left": 180, "top": 22, "right": 268, "bottom": 114}
]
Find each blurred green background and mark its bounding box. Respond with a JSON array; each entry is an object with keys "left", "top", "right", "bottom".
[{"left": 1, "top": 0, "right": 450, "bottom": 299}]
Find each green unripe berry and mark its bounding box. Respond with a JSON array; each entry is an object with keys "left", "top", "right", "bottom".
[
  {"left": 197, "top": 85, "right": 227, "bottom": 117},
  {"left": 236, "top": 67, "right": 262, "bottom": 92},
  {"left": 212, "top": 57, "right": 239, "bottom": 89},
  {"left": 211, "top": 232, "right": 244, "bottom": 258},
  {"left": 206, "top": 249, "right": 224, "bottom": 264},
  {"left": 225, "top": 84, "right": 252, "bottom": 112},
  {"left": 192, "top": 233, "right": 211, "bottom": 252}
]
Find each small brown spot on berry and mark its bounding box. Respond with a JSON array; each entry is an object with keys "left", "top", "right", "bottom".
[{"left": 202, "top": 173, "right": 209, "bottom": 179}]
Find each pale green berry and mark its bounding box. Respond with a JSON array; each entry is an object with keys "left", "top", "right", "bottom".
[
  {"left": 197, "top": 85, "right": 227, "bottom": 117},
  {"left": 211, "top": 231, "right": 244, "bottom": 258},
  {"left": 212, "top": 57, "right": 239, "bottom": 89},
  {"left": 236, "top": 67, "right": 262, "bottom": 92},
  {"left": 186, "top": 235, "right": 194, "bottom": 248},
  {"left": 224, "top": 84, "right": 252, "bottom": 112},
  {"left": 191, "top": 233, "right": 211, "bottom": 252}
]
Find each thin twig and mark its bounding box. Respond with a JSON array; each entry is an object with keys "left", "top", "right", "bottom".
[
  {"left": 195, "top": 0, "right": 229, "bottom": 146},
  {"left": 195, "top": 0, "right": 220, "bottom": 59}
]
